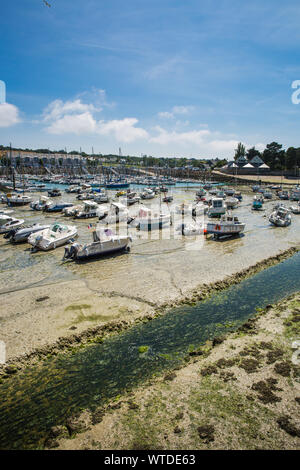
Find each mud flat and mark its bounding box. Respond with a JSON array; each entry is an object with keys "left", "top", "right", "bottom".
[
  {"left": 1, "top": 191, "right": 300, "bottom": 364},
  {"left": 55, "top": 293, "right": 300, "bottom": 450}
]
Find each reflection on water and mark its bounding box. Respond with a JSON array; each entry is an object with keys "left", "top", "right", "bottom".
[{"left": 0, "top": 251, "right": 300, "bottom": 449}]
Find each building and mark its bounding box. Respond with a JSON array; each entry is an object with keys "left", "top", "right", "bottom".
[{"left": 2, "top": 150, "right": 87, "bottom": 170}]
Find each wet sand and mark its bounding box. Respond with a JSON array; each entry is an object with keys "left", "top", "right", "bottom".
[{"left": 1, "top": 186, "right": 300, "bottom": 362}]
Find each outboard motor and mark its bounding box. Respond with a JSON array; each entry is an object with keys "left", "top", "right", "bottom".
[{"left": 4, "top": 229, "right": 17, "bottom": 240}]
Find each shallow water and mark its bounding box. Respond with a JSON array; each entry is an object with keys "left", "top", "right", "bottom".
[{"left": 0, "top": 251, "right": 300, "bottom": 449}]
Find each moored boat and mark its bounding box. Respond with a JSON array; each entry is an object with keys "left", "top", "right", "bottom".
[{"left": 28, "top": 223, "right": 78, "bottom": 251}]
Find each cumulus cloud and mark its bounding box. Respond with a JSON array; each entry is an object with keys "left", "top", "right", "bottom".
[
  {"left": 46, "top": 112, "right": 97, "bottom": 135},
  {"left": 97, "top": 118, "right": 149, "bottom": 143},
  {"left": 150, "top": 126, "right": 210, "bottom": 145},
  {"left": 43, "top": 99, "right": 99, "bottom": 122},
  {"left": 0, "top": 103, "right": 20, "bottom": 127},
  {"left": 43, "top": 97, "right": 148, "bottom": 142}
]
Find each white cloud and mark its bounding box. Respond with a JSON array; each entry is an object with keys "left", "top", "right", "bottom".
[
  {"left": 43, "top": 99, "right": 99, "bottom": 122},
  {"left": 158, "top": 105, "right": 194, "bottom": 119},
  {"left": 46, "top": 112, "right": 97, "bottom": 135},
  {"left": 97, "top": 118, "right": 149, "bottom": 143},
  {"left": 150, "top": 126, "right": 210, "bottom": 145},
  {"left": 0, "top": 103, "right": 20, "bottom": 127}
]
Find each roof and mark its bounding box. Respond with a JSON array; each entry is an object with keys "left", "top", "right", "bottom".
[{"left": 243, "top": 163, "right": 254, "bottom": 168}]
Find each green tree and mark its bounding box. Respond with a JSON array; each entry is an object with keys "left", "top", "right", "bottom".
[
  {"left": 246, "top": 147, "right": 261, "bottom": 160},
  {"left": 234, "top": 142, "right": 246, "bottom": 160},
  {"left": 263, "top": 142, "right": 285, "bottom": 170}
]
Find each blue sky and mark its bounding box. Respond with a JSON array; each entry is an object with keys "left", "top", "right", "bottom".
[{"left": 1, "top": 0, "right": 300, "bottom": 158}]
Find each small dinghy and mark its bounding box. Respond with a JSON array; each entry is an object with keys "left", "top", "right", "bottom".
[
  {"left": 28, "top": 222, "right": 78, "bottom": 251},
  {"left": 5, "top": 223, "right": 50, "bottom": 243},
  {"left": 63, "top": 228, "right": 131, "bottom": 261},
  {"left": 140, "top": 188, "right": 156, "bottom": 200},
  {"left": 0, "top": 216, "right": 24, "bottom": 234},
  {"left": 206, "top": 213, "right": 245, "bottom": 239},
  {"left": 269, "top": 206, "right": 292, "bottom": 227}
]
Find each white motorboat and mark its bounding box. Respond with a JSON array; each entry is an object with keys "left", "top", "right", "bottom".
[
  {"left": 30, "top": 195, "right": 51, "bottom": 211},
  {"left": 0, "top": 216, "right": 25, "bottom": 234},
  {"left": 63, "top": 228, "right": 132, "bottom": 260},
  {"left": 140, "top": 188, "right": 156, "bottom": 200},
  {"left": 0, "top": 209, "right": 14, "bottom": 217},
  {"left": 206, "top": 213, "right": 245, "bottom": 238},
  {"left": 6, "top": 193, "right": 32, "bottom": 206},
  {"left": 290, "top": 202, "right": 300, "bottom": 214},
  {"left": 98, "top": 202, "right": 129, "bottom": 224},
  {"left": 225, "top": 197, "right": 239, "bottom": 209},
  {"left": 94, "top": 193, "right": 109, "bottom": 204},
  {"left": 28, "top": 223, "right": 78, "bottom": 251},
  {"left": 63, "top": 204, "right": 83, "bottom": 216},
  {"left": 207, "top": 198, "right": 226, "bottom": 217},
  {"left": 5, "top": 223, "right": 50, "bottom": 243},
  {"left": 75, "top": 201, "right": 100, "bottom": 219},
  {"left": 269, "top": 206, "right": 292, "bottom": 227},
  {"left": 131, "top": 206, "right": 171, "bottom": 230}
]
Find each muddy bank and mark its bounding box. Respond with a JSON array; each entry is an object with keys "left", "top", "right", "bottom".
[
  {"left": 54, "top": 292, "right": 300, "bottom": 450},
  {"left": 0, "top": 245, "right": 298, "bottom": 381}
]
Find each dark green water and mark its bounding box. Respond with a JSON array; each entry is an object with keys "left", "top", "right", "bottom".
[{"left": 1, "top": 251, "right": 300, "bottom": 449}]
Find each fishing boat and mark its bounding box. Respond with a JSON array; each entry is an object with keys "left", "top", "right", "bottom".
[
  {"left": 28, "top": 223, "right": 78, "bottom": 251},
  {"left": 0, "top": 216, "right": 24, "bottom": 234},
  {"left": 207, "top": 198, "right": 226, "bottom": 217},
  {"left": 5, "top": 223, "right": 50, "bottom": 243},
  {"left": 278, "top": 190, "right": 289, "bottom": 200},
  {"left": 6, "top": 193, "right": 32, "bottom": 206},
  {"left": 63, "top": 228, "right": 131, "bottom": 260},
  {"left": 206, "top": 213, "right": 245, "bottom": 239},
  {"left": 75, "top": 201, "right": 100, "bottom": 219},
  {"left": 269, "top": 206, "right": 292, "bottom": 227},
  {"left": 48, "top": 188, "right": 61, "bottom": 197},
  {"left": 163, "top": 195, "right": 173, "bottom": 203},
  {"left": 290, "top": 189, "right": 300, "bottom": 201},
  {"left": 252, "top": 195, "right": 264, "bottom": 210},
  {"left": 252, "top": 185, "right": 260, "bottom": 192},
  {"left": 30, "top": 195, "right": 51, "bottom": 211},
  {"left": 93, "top": 192, "right": 109, "bottom": 203},
  {"left": 43, "top": 201, "right": 73, "bottom": 212},
  {"left": 263, "top": 190, "right": 273, "bottom": 199}
]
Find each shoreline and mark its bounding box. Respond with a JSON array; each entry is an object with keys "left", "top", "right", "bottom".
[{"left": 0, "top": 245, "right": 298, "bottom": 380}]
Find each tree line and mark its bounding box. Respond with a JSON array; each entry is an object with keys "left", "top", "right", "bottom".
[{"left": 234, "top": 142, "right": 300, "bottom": 171}]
